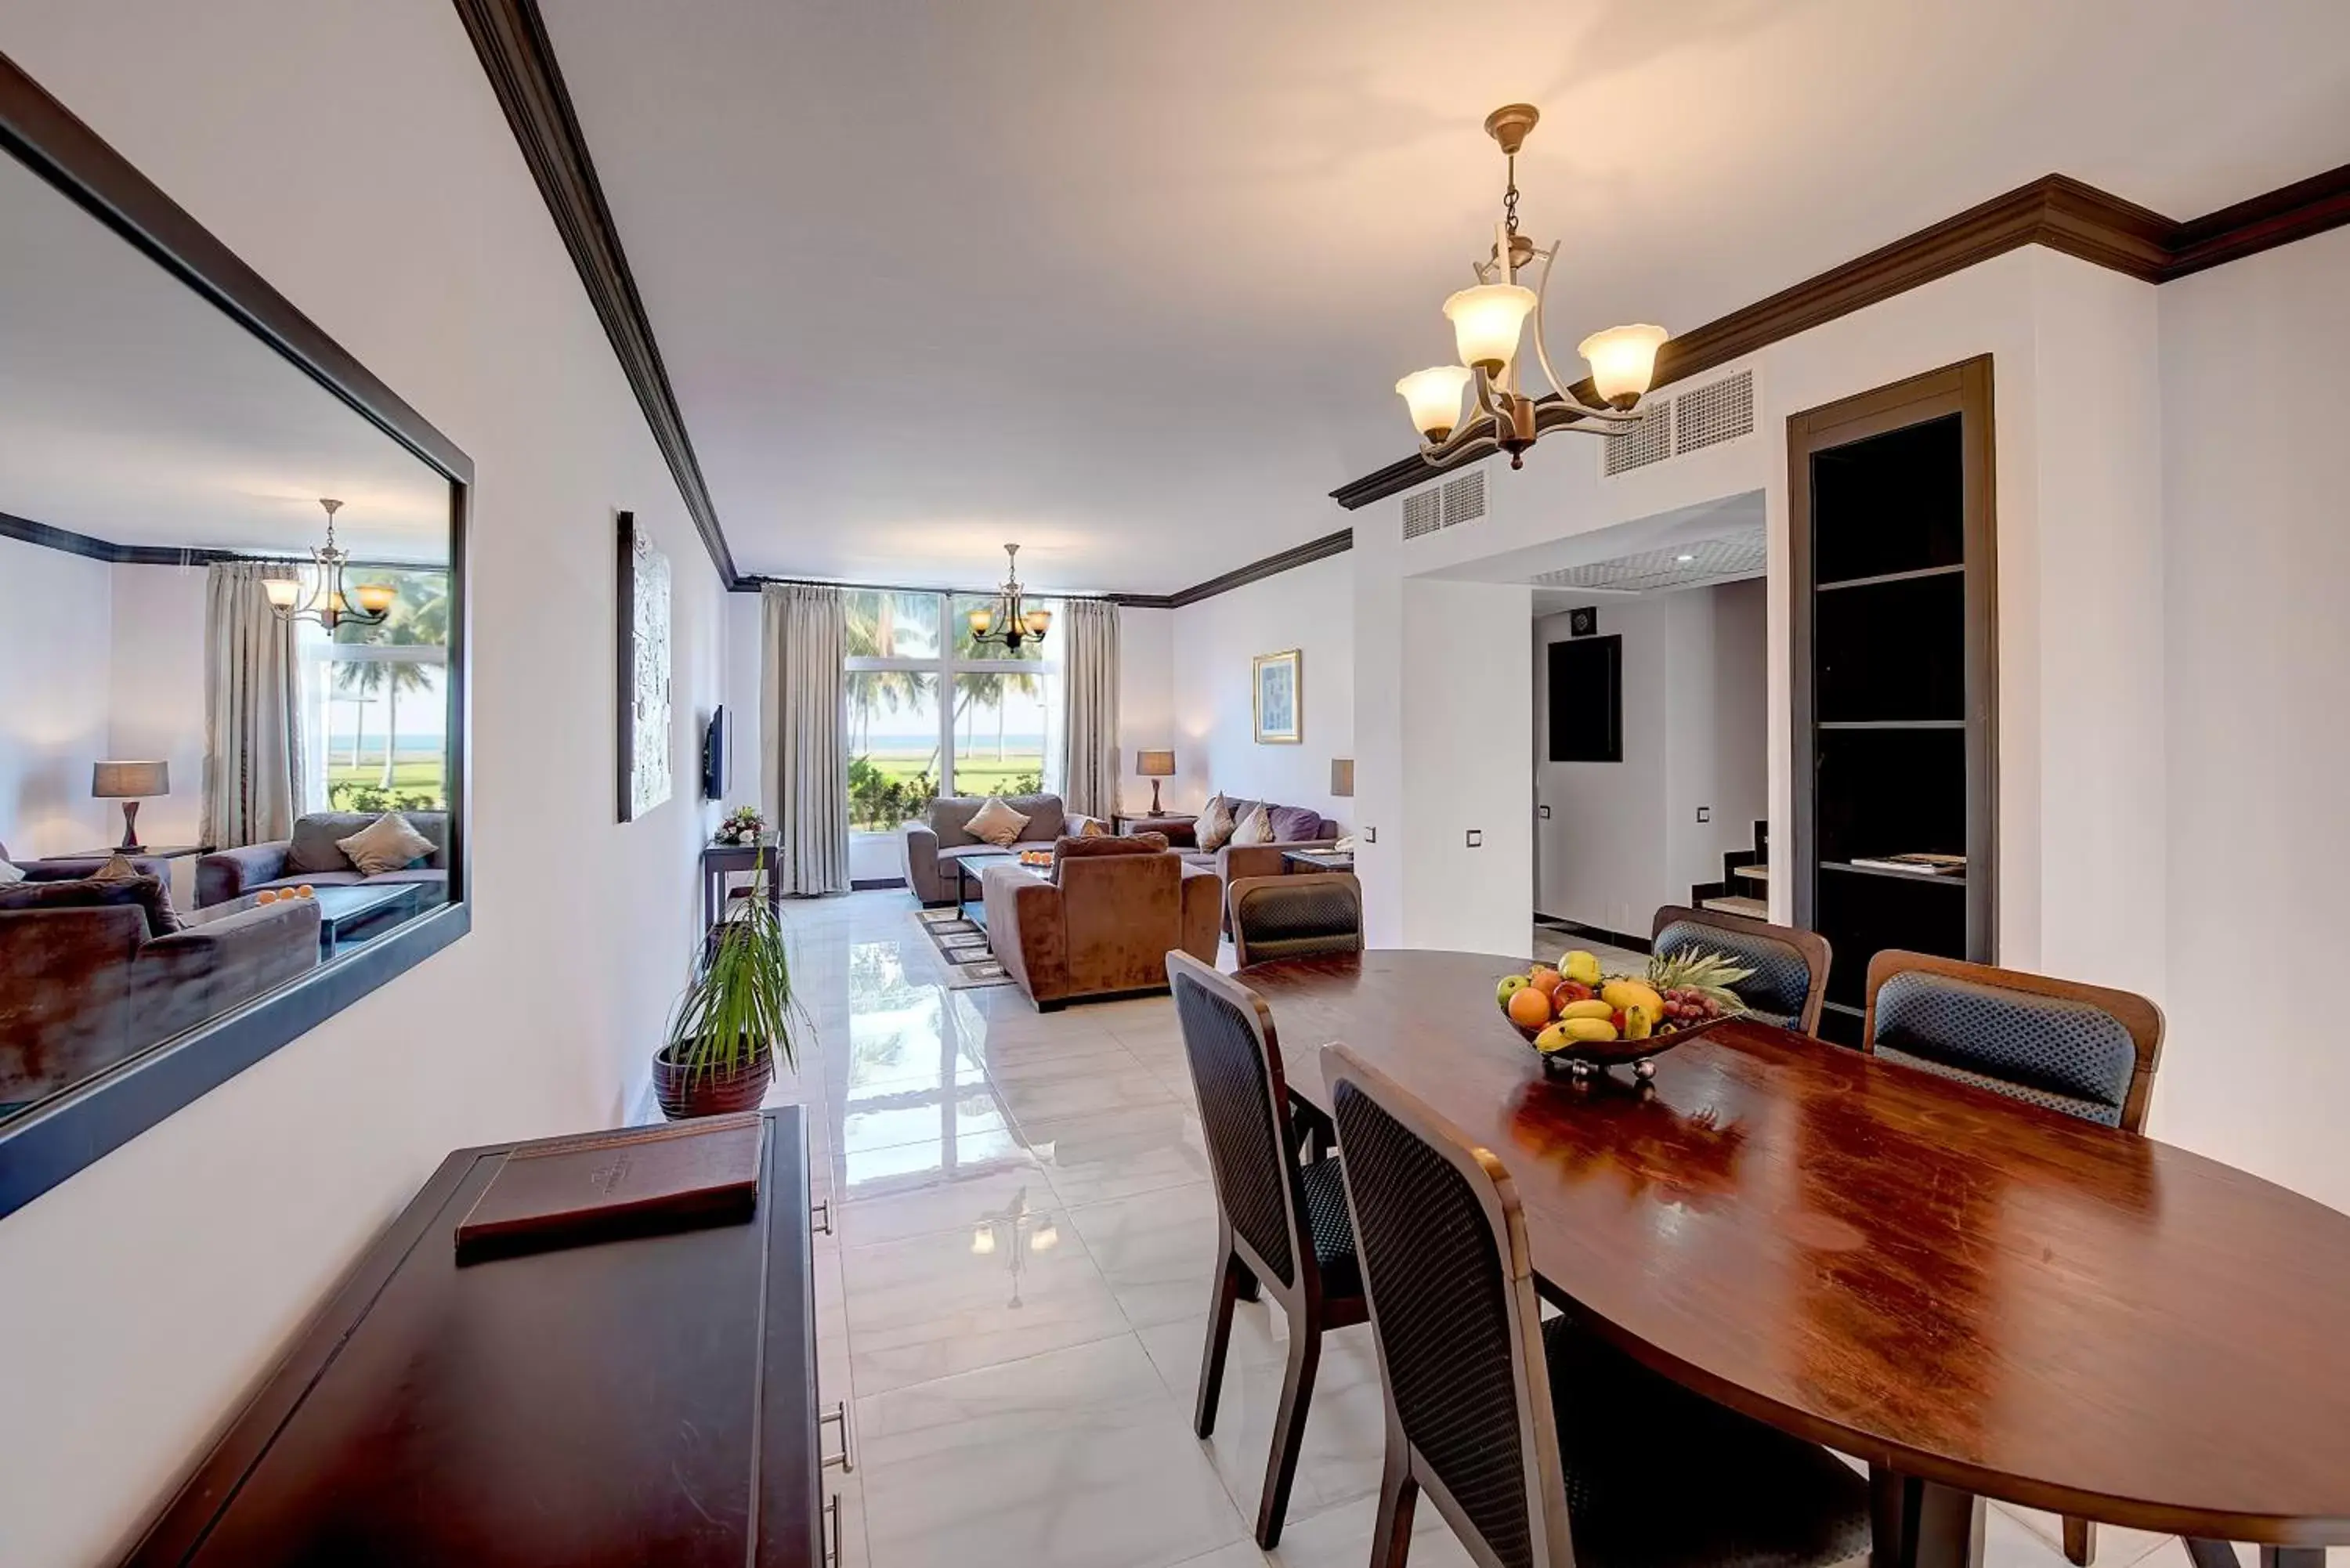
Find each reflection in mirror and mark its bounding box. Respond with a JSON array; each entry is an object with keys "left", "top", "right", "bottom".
[{"left": 0, "top": 138, "right": 459, "bottom": 1127}]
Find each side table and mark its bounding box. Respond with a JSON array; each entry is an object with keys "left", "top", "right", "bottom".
[{"left": 1113, "top": 812, "right": 1199, "bottom": 847}]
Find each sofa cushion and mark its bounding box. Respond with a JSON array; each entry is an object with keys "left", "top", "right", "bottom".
[
  {"left": 92, "top": 854, "right": 183, "bottom": 931},
  {"left": 1196, "top": 795, "right": 1238, "bottom": 852},
  {"left": 1227, "top": 804, "right": 1273, "bottom": 847},
  {"left": 284, "top": 811, "right": 450, "bottom": 875},
  {"left": 0, "top": 855, "right": 24, "bottom": 885},
  {"left": 927, "top": 793, "right": 1065, "bottom": 846},
  {"left": 1266, "top": 804, "right": 1325, "bottom": 844},
  {"left": 337, "top": 812, "right": 436, "bottom": 875},
  {"left": 966, "top": 797, "right": 1031, "bottom": 847},
  {"left": 0, "top": 873, "right": 174, "bottom": 938},
  {"left": 1050, "top": 832, "right": 1166, "bottom": 883}
]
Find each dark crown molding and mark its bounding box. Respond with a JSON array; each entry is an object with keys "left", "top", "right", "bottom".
[
  {"left": 452, "top": 0, "right": 739, "bottom": 587},
  {"left": 1, "top": 509, "right": 236, "bottom": 567},
  {"left": 1333, "top": 163, "right": 2350, "bottom": 511}
]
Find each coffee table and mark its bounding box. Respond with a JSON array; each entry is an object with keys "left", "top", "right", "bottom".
[
  {"left": 954, "top": 851, "right": 1043, "bottom": 929},
  {"left": 313, "top": 883, "right": 424, "bottom": 951}
]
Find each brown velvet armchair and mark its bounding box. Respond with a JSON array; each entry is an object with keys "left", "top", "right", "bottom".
[{"left": 981, "top": 835, "right": 1221, "bottom": 1010}]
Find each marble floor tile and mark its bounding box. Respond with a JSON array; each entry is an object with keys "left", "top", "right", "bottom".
[
  {"left": 841, "top": 1196, "right": 1130, "bottom": 1395},
  {"left": 837, "top": 1156, "right": 1060, "bottom": 1248},
  {"left": 1065, "top": 1180, "right": 1224, "bottom": 1328},
  {"left": 856, "top": 1335, "right": 1248, "bottom": 1568},
  {"left": 992, "top": 1059, "right": 1180, "bottom": 1127},
  {"left": 1137, "top": 1306, "right": 1389, "bottom": 1524},
  {"left": 1025, "top": 1101, "right": 1212, "bottom": 1209},
  {"left": 1994, "top": 1505, "right": 2173, "bottom": 1568},
  {"left": 1264, "top": 1490, "right": 1476, "bottom": 1568}
]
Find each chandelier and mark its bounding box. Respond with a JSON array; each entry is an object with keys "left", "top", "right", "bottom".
[
  {"left": 263, "top": 498, "right": 395, "bottom": 631},
  {"left": 1395, "top": 105, "right": 1670, "bottom": 471},
  {"left": 964, "top": 543, "right": 1052, "bottom": 652}
]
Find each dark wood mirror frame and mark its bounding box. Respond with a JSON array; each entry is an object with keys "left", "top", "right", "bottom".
[{"left": 0, "top": 49, "right": 475, "bottom": 1219}]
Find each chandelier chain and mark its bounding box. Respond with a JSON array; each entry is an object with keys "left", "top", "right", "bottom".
[{"left": 1503, "top": 153, "right": 1520, "bottom": 240}]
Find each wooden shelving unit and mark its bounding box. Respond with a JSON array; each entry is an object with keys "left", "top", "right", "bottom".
[{"left": 1790, "top": 358, "right": 1997, "bottom": 1046}]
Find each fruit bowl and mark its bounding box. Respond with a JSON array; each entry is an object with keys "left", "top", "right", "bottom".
[{"left": 1497, "top": 948, "right": 1753, "bottom": 1083}]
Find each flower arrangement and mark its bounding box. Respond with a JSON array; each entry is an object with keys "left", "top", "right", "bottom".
[{"left": 713, "top": 804, "right": 768, "bottom": 847}]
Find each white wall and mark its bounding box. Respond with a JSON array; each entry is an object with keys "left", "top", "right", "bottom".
[
  {"left": 1533, "top": 580, "right": 1766, "bottom": 936},
  {"left": 1397, "top": 578, "right": 1531, "bottom": 953},
  {"left": 1115, "top": 603, "right": 1173, "bottom": 815},
  {"left": 1166, "top": 551, "right": 1354, "bottom": 829},
  {"left": 0, "top": 533, "right": 115, "bottom": 856},
  {"left": 0, "top": 8, "right": 726, "bottom": 1563},
  {"left": 2155, "top": 224, "right": 2350, "bottom": 1211},
  {"left": 104, "top": 562, "right": 208, "bottom": 850}
]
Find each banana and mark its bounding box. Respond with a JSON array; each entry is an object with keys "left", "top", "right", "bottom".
[
  {"left": 1622, "top": 1003, "right": 1654, "bottom": 1042},
  {"left": 1560, "top": 1017, "right": 1619, "bottom": 1043},
  {"left": 1557, "top": 998, "right": 1614, "bottom": 1021}
]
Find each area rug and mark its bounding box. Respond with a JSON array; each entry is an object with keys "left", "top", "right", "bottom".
[{"left": 913, "top": 907, "right": 1016, "bottom": 989}]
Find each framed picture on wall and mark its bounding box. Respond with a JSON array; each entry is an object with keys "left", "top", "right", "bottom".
[
  {"left": 616, "top": 510, "right": 673, "bottom": 822},
  {"left": 1253, "top": 649, "right": 1301, "bottom": 744}
]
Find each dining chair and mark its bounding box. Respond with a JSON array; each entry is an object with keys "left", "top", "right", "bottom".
[
  {"left": 1320, "top": 1040, "right": 1871, "bottom": 1568},
  {"left": 1650, "top": 903, "right": 1832, "bottom": 1036},
  {"left": 1863, "top": 948, "right": 2166, "bottom": 1565},
  {"left": 1165, "top": 948, "right": 1368, "bottom": 1548},
  {"left": 1227, "top": 872, "right": 1363, "bottom": 968}
]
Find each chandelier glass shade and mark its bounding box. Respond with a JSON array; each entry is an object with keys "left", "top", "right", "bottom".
[
  {"left": 965, "top": 542, "right": 1051, "bottom": 652},
  {"left": 1397, "top": 104, "right": 1670, "bottom": 471},
  {"left": 263, "top": 498, "right": 395, "bottom": 631}
]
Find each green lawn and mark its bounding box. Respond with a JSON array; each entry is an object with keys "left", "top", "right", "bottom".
[
  {"left": 849, "top": 746, "right": 1044, "bottom": 831},
  {"left": 327, "top": 759, "right": 445, "bottom": 811}
]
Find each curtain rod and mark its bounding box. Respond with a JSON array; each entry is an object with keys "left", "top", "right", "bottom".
[{"left": 743, "top": 573, "right": 1120, "bottom": 603}]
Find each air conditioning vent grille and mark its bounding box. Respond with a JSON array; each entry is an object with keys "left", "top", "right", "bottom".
[
  {"left": 1603, "top": 404, "right": 1673, "bottom": 475},
  {"left": 1401, "top": 490, "right": 1441, "bottom": 540},
  {"left": 1674, "top": 370, "right": 1755, "bottom": 454},
  {"left": 1441, "top": 470, "right": 1485, "bottom": 528}
]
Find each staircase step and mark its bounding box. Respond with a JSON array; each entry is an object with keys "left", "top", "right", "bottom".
[
  {"left": 1734, "top": 864, "right": 1770, "bottom": 882},
  {"left": 1701, "top": 895, "right": 1768, "bottom": 919}
]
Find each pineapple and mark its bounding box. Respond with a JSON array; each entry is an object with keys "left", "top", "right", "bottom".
[{"left": 1645, "top": 946, "right": 1755, "bottom": 1024}]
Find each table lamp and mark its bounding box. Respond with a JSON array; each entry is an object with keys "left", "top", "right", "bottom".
[
  {"left": 1135, "top": 749, "right": 1176, "bottom": 815},
  {"left": 92, "top": 760, "right": 169, "bottom": 850}
]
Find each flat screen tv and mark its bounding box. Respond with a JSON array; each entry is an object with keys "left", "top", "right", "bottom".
[
  {"left": 1547, "top": 635, "right": 1622, "bottom": 763},
  {"left": 702, "top": 706, "right": 727, "bottom": 800}
]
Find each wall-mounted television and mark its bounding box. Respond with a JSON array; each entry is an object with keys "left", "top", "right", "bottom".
[{"left": 702, "top": 706, "right": 727, "bottom": 800}]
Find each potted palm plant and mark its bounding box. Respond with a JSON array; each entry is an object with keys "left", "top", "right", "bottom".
[{"left": 655, "top": 846, "right": 801, "bottom": 1118}]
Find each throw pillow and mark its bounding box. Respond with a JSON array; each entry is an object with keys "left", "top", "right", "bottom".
[
  {"left": 966, "top": 796, "right": 1031, "bottom": 848},
  {"left": 1266, "top": 804, "right": 1323, "bottom": 844},
  {"left": 1195, "top": 795, "right": 1237, "bottom": 852},
  {"left": 1227, "top": 804, "right": 1274, "bottom": 847},
  {"left": 0, "top": 857, "right": 24, "bottom": 886},
  {"left": 1078, "top": 816, "right": 1111, "bottom": 838},
  {"left": 338, "top": 812, "right": 436, "bottom": 876},
  {"left": 0, "top": 873, "right": 178, "bottom": 935}
]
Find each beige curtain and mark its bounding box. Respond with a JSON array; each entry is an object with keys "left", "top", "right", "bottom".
[
  {"left": 1058, "top": 599, "right": 1120, "bottom": 819},
  {"left": 761, "top": 583, "right": 851, "bottom": 894},
  {"left": 201, "top": 562, "right": 305, "bottom": 850}
]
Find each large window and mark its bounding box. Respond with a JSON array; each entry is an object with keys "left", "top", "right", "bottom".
[
  {"left": 845, "top": 588, "right": 1061, "bottom": 833},
  {"left": 302, "top": 566, "right": 452, "bottom": 814}
]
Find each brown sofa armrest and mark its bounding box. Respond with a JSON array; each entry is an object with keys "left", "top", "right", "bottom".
[
  {"left": 1177, "top": 865, "right": 1222, "bottom": 967},
  {"left": 982, "top": 865, "right": 1068, "bottom": 1005},
  {"left": 1217, "top": 837, "right": 1337, "bottom": 885},
  {"left": 196, "top": 841, "right": 291, "bottom": 908},
  {"left": 902, "top": 822, "right": 951, "bottom": 904}
]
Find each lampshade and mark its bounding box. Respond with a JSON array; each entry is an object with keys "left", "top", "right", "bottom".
[
  {"left": 263, "top": 576, "right": 301, "bottom": 609},
  {"left": 1329, "top": 758, "right": 1354, "bottom": 798},
  {"left": 1444, "top": 284, "right": 1537, "bottom": 374},
  {"left": 353, "top": 581, "right": 397, "bottom": 615},
  {"left": 1137, "top": 749, "right": 1176, "bottom": 779},
  {"left": 92, "top": 760, "right": 168, "bottom": 799},
  {"left": 1395, "top": 366, "right": 1473, "bottom": 442},
  {"left": 967, "top": 605, "right": 995, "bottom": 635},
  {"left": 1578, "top": 323, "right": 1669, "bottom": 410},
  {"left": 1021, "top": 606, "right": 1052, "bottom": 636}
]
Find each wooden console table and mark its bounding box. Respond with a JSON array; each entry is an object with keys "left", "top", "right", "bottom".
[
  {"left": 125, "top": 1108, "right": 831, "bottom": 1566},
  {"left": 703, "top": 840, "right": 784, "bottom": 930}
]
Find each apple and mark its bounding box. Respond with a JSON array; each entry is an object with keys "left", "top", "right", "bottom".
[{"left": 1496, "top": 974, "right": 1530, "bottom": 1007}]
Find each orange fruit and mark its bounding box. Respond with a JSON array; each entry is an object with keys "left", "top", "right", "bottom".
[
  {"left": 1526, "top": 966, "right": 1564, "bottom": 997},
  {"left": 1506, "top": 985, "right": 1554, "bottom": 1031}
]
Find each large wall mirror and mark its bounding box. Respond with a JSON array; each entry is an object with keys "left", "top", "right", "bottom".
[{"left": 0, "top": 52, "right": 472, "bottom": 1215}]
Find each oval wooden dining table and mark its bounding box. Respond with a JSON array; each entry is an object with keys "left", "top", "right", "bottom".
[{"left": 1242, "top": 949, "right": 2350, "bottom": 1568}]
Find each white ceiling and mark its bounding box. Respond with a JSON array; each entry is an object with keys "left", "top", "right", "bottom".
[
  {"left": 539, "top": 0, "right": 2350, "bottom": 595},
  {"left": 0, "top": 146, "right": 450, "bottom": 562}
]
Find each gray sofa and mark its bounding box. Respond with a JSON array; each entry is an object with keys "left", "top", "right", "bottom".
[
  {"left": 197, "top": 811, "right": 450, "bottom": 909},
  {"left": 1, "top": 843, "right": 320, "bottom": 1110},
  {"left": 1174, "top": 797, "right": 1343, "bottom": 930},
  {"left": 902, "top": 794, "right": 1105, "bottom": 905}
]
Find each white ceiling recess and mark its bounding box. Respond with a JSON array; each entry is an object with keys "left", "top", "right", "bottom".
[{"left": 537, "top": 0, "right": 2350, "bottom": 594}]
